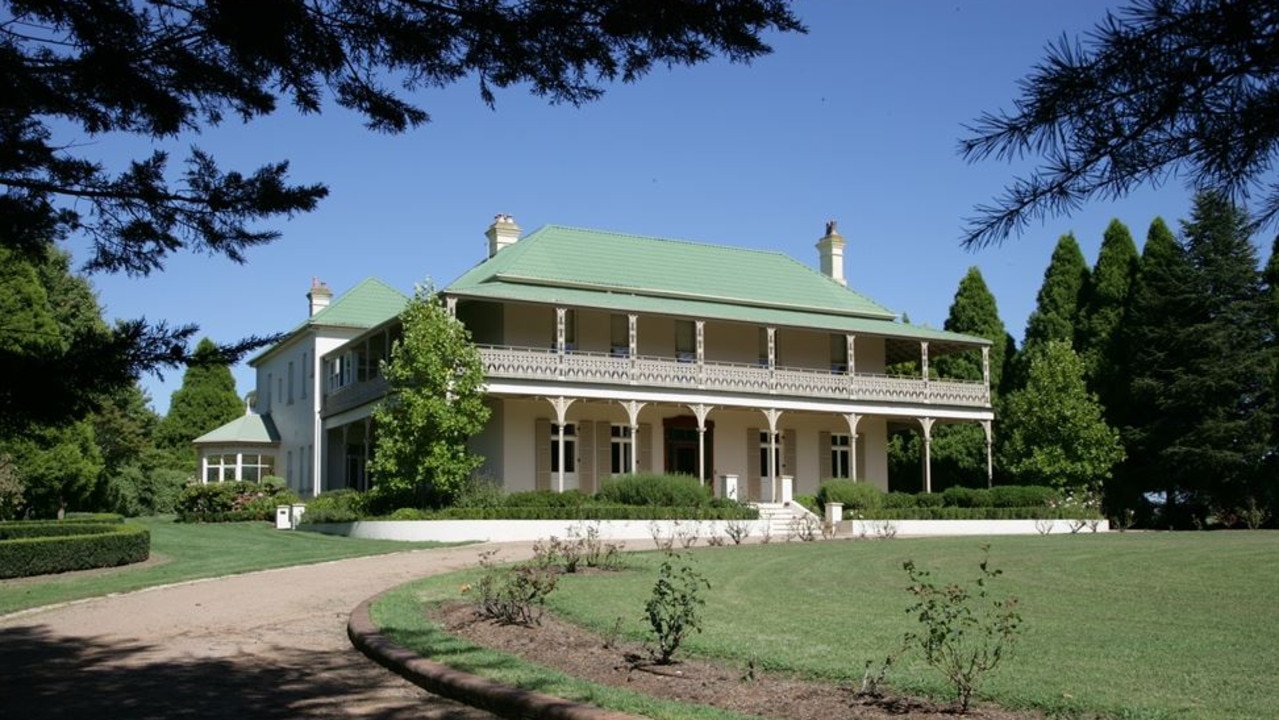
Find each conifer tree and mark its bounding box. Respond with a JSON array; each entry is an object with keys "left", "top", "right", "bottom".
[
  {"left": 1076, "top": 219, "right": 1141, "bottom": 418},
  {"left": 1023, "top": 233, "right": 1091, "bottom": 353},
  {"left": 932, "top": 268, "right": 1009, "bottom": 488},
  {"left": 156, "top": 338, "right": 243, "bottom": 461}
]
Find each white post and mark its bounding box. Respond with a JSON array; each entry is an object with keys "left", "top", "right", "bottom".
[
  {"left": 627, "top": 313, "right": 638, "bottom": 383},
  {"left": 767, "top": 327, "right": 777, "bottom": 392},
  {"left": 981, "top": 345, "right": 992, "bottom": 403},
  {"left": 621, "top": 400, "right": 646, "bottom": 475},
  {"left": 549, "top": 396, "right": 576, "bottom": 492},
  {"left": 763, "top": 408, "right": 783, "bottom": 501},
  {"left": 843, "top": 412, "right": 863, "bottom": 481},
  {"left": 689, "top": 403, "right": 713, "bottom": 483},
  {"left": 920, "top": 416, "right": 935, "bottom": 493},
  {"left": 695, "top": 319, "right": 706, "bottom": 388},
  {"left": 555, "top": 307, "right": 567, "bottom": 380},
  {"left": 445, "top": 295, "right": 458, "bottom": 317},
  {"left": 981, "top": 419, "right": 994, "bottom": 488}
]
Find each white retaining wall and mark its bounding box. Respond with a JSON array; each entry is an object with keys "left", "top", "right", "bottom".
[{"left": 299, "top": 517, "right": 1107, "bottom": 543}]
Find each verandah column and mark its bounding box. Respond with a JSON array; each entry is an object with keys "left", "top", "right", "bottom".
[
  {"left": 548, "top": 396, "right": 576, "bottom": 492},
  {"left": 767, "top": 327, "right": 777, "bottom": 393},
  {"left": 620, "top": 399, "right": 646, "bottom": 475},
  {"left": 842, "top": 412, "right": 863, "bottom": 481},
  {"left": 920, "top": 341, "right": 930, "bottom": 401},
  {"left": 919, "top": 416, "right": 935, "bottom": 493},
  {"left": 627, "top": 313, "right": 638, "bottom": 383},
  {"left": 689, "top": 403, "right": 714, "bottom": 483},
  {"left": 695, "top": 320, "right": 706, "bottom": 388},
  {"left": 762, "top": 408, "right": 783, "bottom": 501}
]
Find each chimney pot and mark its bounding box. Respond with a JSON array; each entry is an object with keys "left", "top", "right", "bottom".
[
  {"left": 816, "top": 220, "right": 847, "bottom": 286},
  {"left": 485, "top": 213, "right": 522, "bottom": 257},
  {"left": 307, "top": 278, "right": 333, "bottom": 316}
]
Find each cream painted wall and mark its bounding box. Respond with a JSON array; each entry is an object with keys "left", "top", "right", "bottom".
[
  {"left": 637, "top": 315, "right": 676, "bottom": 356},
  {"left": 502, "top": 304, "right": 555, "bottom": 348},
  {"left": 703, "top": 321, "right": 758, "bottom": 364},
  {"left": 471, "top": 398, "right": 505, "bottom": 482},
  {"left": 855, "top": 336, "right": 886, "bottom": 374}
]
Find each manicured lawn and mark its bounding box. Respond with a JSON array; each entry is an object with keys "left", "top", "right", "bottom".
[
  {"left": 0, "top": 516, "right": 452, "bottom": 615},
  {"left": 376, "top": 532, "right": 1279, "bottom": 720}
]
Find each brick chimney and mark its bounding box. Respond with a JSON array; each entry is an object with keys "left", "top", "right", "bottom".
[
  {"left": 307, "top": 277, "right": 332, "bottom": 316},
  {"left": 816, "top": 220, "right": 846, "bottom": 285},
  {"left": 485, "top": 213, "right": 521, "bottom": 257}
]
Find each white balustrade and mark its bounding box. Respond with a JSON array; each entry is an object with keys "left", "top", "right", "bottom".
[{"left": 477, "top": 345, "right": 988, "bottom": 407}]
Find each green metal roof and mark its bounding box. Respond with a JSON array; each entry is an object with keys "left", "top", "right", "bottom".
[
  {"left": 448, "top": 225, "right": 899, "bottom": 320},
  {"left": 445, "top": 225, "right": 988, "bottom": 352},
  {"left": 251, "top": 278, "right": 409, "bottom": 365},
  {"left": 192, "top": 412, "right": 280, "bottom": 446}
]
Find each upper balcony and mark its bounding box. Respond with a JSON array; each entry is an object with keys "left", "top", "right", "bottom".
[{"left": 478, "top": 345, "right": 989, "bottom": 408}]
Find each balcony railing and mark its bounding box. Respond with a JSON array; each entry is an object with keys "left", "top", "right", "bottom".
[{"left": 478, "top": 345, "right": 990, "bottom": 408}]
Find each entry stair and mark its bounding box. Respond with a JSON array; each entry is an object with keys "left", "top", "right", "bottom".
[{"left": 750, "top": 501, "right": 827, "bottom": 539}]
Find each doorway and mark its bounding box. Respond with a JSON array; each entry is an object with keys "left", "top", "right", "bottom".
[{"left": 663, "top": 416, "right": 714, "bottom": 481}]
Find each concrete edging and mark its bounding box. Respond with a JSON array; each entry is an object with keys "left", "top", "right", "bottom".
[{"left": 347, "top": 591, "right": 643, "bottom": 720}]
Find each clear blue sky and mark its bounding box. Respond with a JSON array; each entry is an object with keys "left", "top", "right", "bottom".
[{"left": 67, "top": 2, "right": 1202, "bottom": 414}]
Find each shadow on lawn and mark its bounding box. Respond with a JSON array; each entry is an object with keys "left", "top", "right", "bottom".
[{"left": 0, "top": 624, "right": 497, "bottom": 720}]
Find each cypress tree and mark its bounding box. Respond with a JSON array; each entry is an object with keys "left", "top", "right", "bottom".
[
  {"left": 1076, "top": 219, "right": 1141, "bottom": 424},
  {"left": 932, "top": 267, "right": 1009, "bottom": 488},
  {"left": 157, "top": 338, "right": 243, "bottom": 460},
  {"left": 1023, "top": 233, "right": 1090, "bottom": 352}
]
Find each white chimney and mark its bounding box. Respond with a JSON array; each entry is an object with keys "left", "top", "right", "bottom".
[
  {"left": 816, "top": 220, "right": 846, "bottom": 286},
  {"left": 307, "top": 277, "right": 332, "bottom": 316},
  {"left": 485, "top": 213, "right": 522, "bottom": 257}
]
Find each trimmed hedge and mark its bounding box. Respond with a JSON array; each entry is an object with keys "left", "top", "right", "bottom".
[
  {"left": 597, "top": 473, "right": 711, "bottom": 507},
  {"left": 303, "top": 504, "right": 759, "bottom": 522},
  {"left": 816, "top": 480, "right": 883, "bottom": 511},
  {"left": 0, "top": 522, "right": 150, "bottom": 579},
  {"left": 856, "top": 506, "right": 1100, "bottom": 520},
  {"left": 176, "top": 481, "right": 301, "bottom": 523}
]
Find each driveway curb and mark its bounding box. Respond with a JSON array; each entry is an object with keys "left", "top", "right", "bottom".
[{"left": 348, "top": 592, "right": 644, "bottom": 720}]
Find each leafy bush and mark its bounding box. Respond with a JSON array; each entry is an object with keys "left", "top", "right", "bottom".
[
  {"left": 942, "top": 486, "right": 992, "bottom": 508},
  {"left": 817, "top": 479, "right": 883, "bottom": 511},
  {"left": 298, "top": 488, "right": 366, "bottom": 524},
  {"left": 792, "top": 494, "right": 820, "bottom": 514},
  {"left": 915, "top": 492, "right": 945, "bottom": 508},
  {"left": 387, "top": 507, "right": 433, "bottom": 520},
  {"left": 645, "top": 552, "right": 710, "bottom": 664},
  {"left": 430, "top": 505, "right": 757, "bottom": 520},
  {"left": 597, "top": 473, "right": 710, "bottom": 507},
  {"left": 176, "top": 481, "right": 299, "bottom": 522},
  {"left": 505, "top": 490, "right": 594, "bottom": 508},
  {"left": 470, "top": 549, "right": 558, "bottom": 626},
  {"left": 881, "top": 492, "right": 918, "bottom": 509},
  {"left": 0, "top": 522, "right": 150, "bottom": 578},
  {"left": 858, "top": 506, "right": 1100, "bottom": 520},
  {"left": 902, "top": 545, "right": 1022, "bottom": 711},
  {"left": 988, "top": 485, "right": 1059, "bottom": 508},
  {"left": 453, "top": 475, "right": 506, "bottom": 509}
]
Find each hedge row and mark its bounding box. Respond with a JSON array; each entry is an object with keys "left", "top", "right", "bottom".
[
  {"left": 817, "top": 480, "right": 1069, "bottom": 512},
  {"left": 0, "top": 522, "right": 126, "bottom": 540},
  {"left": 14, "top": 513, "right": 125, "bottom": 526},
  {"left": 0, "top": 523, "right": 150, "bottom": 579},
  {"left": 304, "top": 504, "right": 759, "bottom": 523},
  {"left": 176, "top": 510, "right": 271, "bottom": 524},
  {"left": 854, "top": 506, "right": 1101, "bottom": 520}
]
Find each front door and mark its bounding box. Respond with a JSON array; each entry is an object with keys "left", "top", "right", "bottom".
[{"left": 663, "top": 416, "right": 714, "bottom": 482}]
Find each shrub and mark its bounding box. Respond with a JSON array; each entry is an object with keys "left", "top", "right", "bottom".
[
  {"left": 387, "top": 507, "right": 433, "bottom": 520},
  {"left": 988, "top": 485, "right": 1059, "bottom": 508},
  {"left": 0, "top": 522, "right": 150, "bottom": 578},
  {"left": 644, "top": 552, "right": 710, "bottom": 664},
  {"left": 902, "top": 545, "right": 1022, "bottom": 712},
  {"left": 298, "top": 488, "right": 366, "bottom": 524},
  {"left": 597, "top": 473, "right": 710, "bottom": 507},
  {"left": 881, "top": 492, "right": 918, "bottom": 509},
  {"left": 470, "top": 549, "right": 558, "bottom": 626},
  {"left": 505, "top": 490, "right": 593, "bottom": 508},
  {"left": 453, "top": 475, "right": 506, "bottom": 509},
  {"left": 176, "top": 481, "right": 299, "bottom": 522},
  {"left": 816, "top": 479, "right": 883, "bottom": 511},
  {"left": 792, "top": 494, "right": 820, "bottom": 514},
  {"left": 915, "top": 492, "right": 945, "bottom": 508},
  {"left": 941, "top": 486, "right": 992, "bottom": 508},
  {"left": 857, "top": 506, "right": 1099, "bottom": 520}
]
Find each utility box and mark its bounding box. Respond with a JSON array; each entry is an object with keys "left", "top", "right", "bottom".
[
  {"left": 289, "top": 504, "right": 306, "bottom": 529},
  {"left": 719, "top": 473, "right": 739, "bottom": 501},
  {"left": 275, "top": 505, "right": 292, "bottom": 530},
  {"left": 825, "top": 502, "right": 844, "bottom": 526}
]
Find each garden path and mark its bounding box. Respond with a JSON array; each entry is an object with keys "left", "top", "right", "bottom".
[{"left": 0, "top": 540, "right": 537, "bottom": 719}]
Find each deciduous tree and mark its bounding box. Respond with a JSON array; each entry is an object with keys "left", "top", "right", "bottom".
[
  {"left": 370, "top": 286, "right": 490, "bottom": 508},
  {"left": 998, "top": 341, "right": 1123, "bottom": 489},
  {"left": 962, "top": 0, "right": 1279, "bottom": 247}
]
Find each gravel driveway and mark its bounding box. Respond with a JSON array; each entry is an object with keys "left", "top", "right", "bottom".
[{"left": 0, "top": 542, "right": 536, "bottom": 719}]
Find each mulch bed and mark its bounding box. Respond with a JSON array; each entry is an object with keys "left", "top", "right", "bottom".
[{"left": 428, "top": 602, "right": 1043, "bottom": 720}]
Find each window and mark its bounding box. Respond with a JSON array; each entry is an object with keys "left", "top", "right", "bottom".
[
  {"left": 563, "top": 309, "right": 577, "bottom": 350},
  {"left": 830, "top": 433, "right": 852, "bottom": 478},
  {"left": 758, "top": 431, "right": 781, "bottom": 478},
  {"left": 675, "top": 320, "right": 695, "bottom": 362},
  {"left": 611, "top": 425, "right": 633, "bottom": 474},
  {"left": 758, "top": 328, "right": 770, "bottom": 366},
  {"left": 241, "top": 454, "right": 276, "bottom": 482},
  {"left": 264, "top": 373, "right": 273, "bottom": 411},
  {"left": 301, "top": 352, "right": 307, "bottom": 399},
  {"left": 830, "top": 334, "right": 848, "bottom": 373},
  {"left": 277, "top": 376, "right": 283, "bottom": 406},
  {"left": 286, "top": 450, "right": 294, "bottom": 486},
  {"left": 205, "top": 454, "right": 234, "bottom": 483},
  {"left": 288, "top": 360, "right": 295, "bottom": 404},
  {"left": 550, "top": 423, "right": 577, "bottom": 473},
  {"left": 610, "top": 314, "right": 629, "bottom": 357}
]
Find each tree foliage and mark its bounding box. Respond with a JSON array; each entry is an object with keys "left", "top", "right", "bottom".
[
  {"left": 371, "top": 286, "right": 490, "bottom": 508},
  {"left": 998, "top": 341, "right": 1124, "bottom": 489},
  {"left": 1023, "top": 233, "right": 1090, "bottom": 354},
  {"left": 1119, "top": 196, "right": 1271, "bottom": 522},
  {"left": 1075, "top": 219, "right": 1140, "bottom": 401},
  {"left": 0, "top": 0, "right": 804, "bottom": 426},
  {"left": 0, "top": 420, "right": 103, "bottom": 518},
  {"left": 155, "top": 338, "right": 243, "bottom": 458},
  {"left": 962, "top": 0, "right": 1279, "bottom": 247}
]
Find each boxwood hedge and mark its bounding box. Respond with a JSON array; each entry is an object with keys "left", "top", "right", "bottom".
[{"left": 0, "top": 522, "right": 150, "bottom": 579}]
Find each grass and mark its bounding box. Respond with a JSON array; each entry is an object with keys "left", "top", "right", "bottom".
[
  {"left": 375, "top": 532, "right": 1279, "bottom": 720},
  {"left": 0, "top": 516, "right": 453, "bottom": 615}
]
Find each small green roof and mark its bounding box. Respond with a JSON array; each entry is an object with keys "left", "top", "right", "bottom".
[
  {"left": 448, "top": 225, "right": 898, "bottom": 320},
  {"left": 192, "top": 413, "right": 280, "bottom": 446},
  {"left": 251, "top": 278, "right": 409, "bottom": 365}
]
